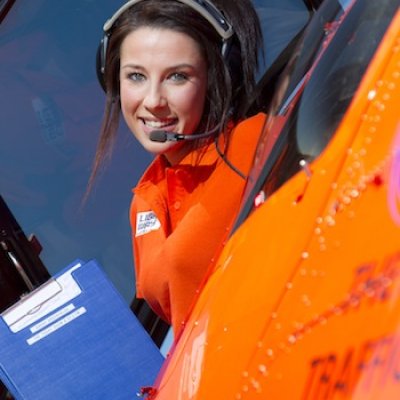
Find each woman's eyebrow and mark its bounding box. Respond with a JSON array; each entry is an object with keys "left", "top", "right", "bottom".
[{"left": 120, "top": 63, "right": 145, "bottom": 70}]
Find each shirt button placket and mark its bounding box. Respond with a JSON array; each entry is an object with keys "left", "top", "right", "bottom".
[
  {"left": 173, "top": 170, "right": 182, "bottom": 210},
  {"left": 167, "top": 168, "right": 184, "bottom": 230}
]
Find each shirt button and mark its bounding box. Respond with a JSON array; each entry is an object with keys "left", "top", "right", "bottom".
[
  {"left": 175, "top": 169, "right": 184, "bottom": 180},
  {"left": 174, "top": 201, "right": 181, "bottom": 210}
]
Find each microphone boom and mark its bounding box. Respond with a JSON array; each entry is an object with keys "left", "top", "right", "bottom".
[{"left": 150, "top": 125, "right": 221, "bottom": 143}]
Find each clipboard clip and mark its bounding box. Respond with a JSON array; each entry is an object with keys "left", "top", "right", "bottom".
[{"left": 2, "top": 263, "right": 82, "bottom": 333}]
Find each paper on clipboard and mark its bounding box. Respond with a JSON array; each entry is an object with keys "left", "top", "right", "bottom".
[{"left": 1, "top": 262, "right": 83, "bottom": 333}]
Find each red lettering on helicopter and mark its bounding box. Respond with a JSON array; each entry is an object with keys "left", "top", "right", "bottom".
[
  {"left": 296, "top": 253, "right": 400, "bottom": 399},
  {"left": 347, "top": 252, "right": 400, "bottom": 309},
  {"left": 302, "top": 334, "right": 400, "bottom": 399},
  {"left": 291, "top": 254, "right": 400, "bottom": 341}
]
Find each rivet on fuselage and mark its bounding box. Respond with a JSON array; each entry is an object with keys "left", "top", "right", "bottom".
[{"left": 258, "top": 364, "right": 268, "bottom": 376}]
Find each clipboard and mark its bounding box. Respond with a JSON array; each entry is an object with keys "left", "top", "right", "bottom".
[{"left": 0, "top": 259, "right": 164, "bottom": 399}]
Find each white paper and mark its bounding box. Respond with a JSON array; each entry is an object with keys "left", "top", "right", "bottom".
[{"left": 2, "top": 262, "right": 83, "bottom": 333}]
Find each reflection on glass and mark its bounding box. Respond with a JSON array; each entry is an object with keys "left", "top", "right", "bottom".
[{"left": 0, "top": 0, "right": 150, "bottom": 302}]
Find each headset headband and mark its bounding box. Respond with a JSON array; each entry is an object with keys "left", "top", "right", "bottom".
[
  {"left": 103, "top": 0, "right": 234, "bottom": 40},
  {"left": 97, "top": 0, "right": 235, "bottom": 92}
]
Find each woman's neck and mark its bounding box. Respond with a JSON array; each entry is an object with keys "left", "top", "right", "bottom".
[{"left": 163, "top": 141, "right": 195, "bottom": 166}]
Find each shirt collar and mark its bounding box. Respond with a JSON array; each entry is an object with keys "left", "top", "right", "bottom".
[{"left": 135, "top": 138, "right": 220, "bottom": 190}]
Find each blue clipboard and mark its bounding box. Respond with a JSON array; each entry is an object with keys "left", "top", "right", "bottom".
[{"left": 0, "top": 259, "right": 164, "bottom": 399}]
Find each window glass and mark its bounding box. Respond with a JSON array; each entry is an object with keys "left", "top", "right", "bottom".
[
  {"left": 252, "top": 0, "right": 309, "bottom": 75},
  {"left": 276, "top": 0, "right": 351, "bottom": 113},
  {"left": 0, "top": 0, "right": 151, "bottom": 301},
  {"left": 297, "top": 0, "right": 396, "bottom": 158}
]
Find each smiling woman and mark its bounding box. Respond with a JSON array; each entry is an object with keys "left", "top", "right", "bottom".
[
  {"left": 119, "top": 27, "right": 208, "bottom": 164},
  {"left": 87, "top": 0, "right": 265, "bottom": 336}
]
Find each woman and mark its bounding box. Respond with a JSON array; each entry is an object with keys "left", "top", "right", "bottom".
[{"left": 90, "top": 0, "right": 266, "bottom": 335}]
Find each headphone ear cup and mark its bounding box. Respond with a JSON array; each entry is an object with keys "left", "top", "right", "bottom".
[{"left": 96, "top": 36, "right": 107, "bottom": 92}]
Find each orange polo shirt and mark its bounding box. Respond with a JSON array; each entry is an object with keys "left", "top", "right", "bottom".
[{"left": 130, "top": 113, "right": 266, "bottom": 334}]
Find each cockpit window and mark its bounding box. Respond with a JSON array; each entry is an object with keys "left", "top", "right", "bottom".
[
  {"left": 235, "top": 0, "right": 398, "bottom": 231},
  {"left": 297, "top": 1, "right": 395, "bottom": 158}
]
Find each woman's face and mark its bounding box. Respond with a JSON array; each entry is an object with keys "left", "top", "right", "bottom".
[{"left": 119, "top": 27, "right": 208, "bottom": 164}]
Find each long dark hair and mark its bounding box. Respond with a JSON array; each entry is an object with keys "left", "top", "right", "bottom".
[{"left": 87, "top": 0, "right": 262, "bottom": 194}]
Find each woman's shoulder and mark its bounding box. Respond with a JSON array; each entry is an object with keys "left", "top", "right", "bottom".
[
  {"left": 223, "top": 112, "right": 266, "bottom": 177},
  {"left": 228, "top": 112, "right": 266, "bottom": 156},
  {"left": 232, "top": 112, "right": 266, "bottom": 138}
]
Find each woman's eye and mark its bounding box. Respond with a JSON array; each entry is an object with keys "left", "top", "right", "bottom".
[
  {"left": 169, "top": 72, "right": 188, "bottom": 82},
  {"left": 128, "top": 72, "right": 146, "bottom": 82}
]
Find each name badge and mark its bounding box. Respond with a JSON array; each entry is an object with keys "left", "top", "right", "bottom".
[{"left": 136, "top": 211, "right": 161, "bottom": 237}]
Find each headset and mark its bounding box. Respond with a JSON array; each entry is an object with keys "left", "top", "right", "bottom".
[{"left": 96, "top": 0, "right": 235, "bottom": 92}]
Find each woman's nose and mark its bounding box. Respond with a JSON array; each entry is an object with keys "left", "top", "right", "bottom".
[{"left": 143, "top": 82, "right": 167, "bottom": 110}]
